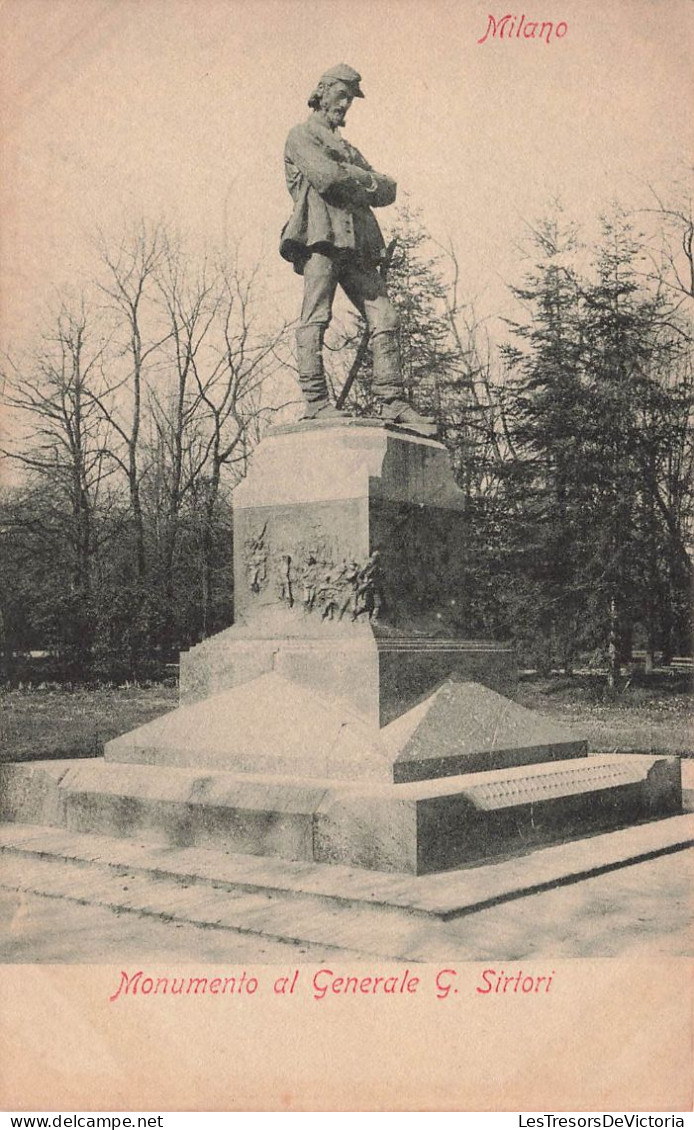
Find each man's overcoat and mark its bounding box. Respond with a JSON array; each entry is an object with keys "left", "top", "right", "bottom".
[{"left": 280, "top": 114, "right": 396, "bottom": 274}]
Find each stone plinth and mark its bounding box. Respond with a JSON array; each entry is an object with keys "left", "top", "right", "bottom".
[
  {"left": 1, "top": 753, "right": 682, "bottom": 875},
  {"left": 180, "top": 419, "right": 517, "bottom": 727},
  {"left": 106, "top": 675, "right": 586, "bottom": 783},
  {"left": 180, "top": 624, "right": 516, "bottom": 728}
]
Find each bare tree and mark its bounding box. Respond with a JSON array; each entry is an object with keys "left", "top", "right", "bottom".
[
  {"left": 641, "top": 179, "right": 694, "bottom": 306},
  {"left": 146, "top": 244, "right": 221, "bottom": 643},
  {"left": 184, "top": 254, "right": 288, "bottom": 636},
  {"left": 94, "top": 222, "right": 170, "bottom": 582},
  {"left": 1, "top": 300, "right": 114, "bottom": 668}
]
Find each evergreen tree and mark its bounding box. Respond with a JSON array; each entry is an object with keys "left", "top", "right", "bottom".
[
  {"left": 503, "top": 205, "right": 692, "bottom": 677},
  {"left": 501, "top": 211, "right": 592, "bottom": 671},
  {"left": 581, "top": 210, "right": 692, "bottom": 672}
]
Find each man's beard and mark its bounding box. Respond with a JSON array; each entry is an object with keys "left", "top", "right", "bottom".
[{"left": 324, "top": 105, "right": 347, "bottom": 128}]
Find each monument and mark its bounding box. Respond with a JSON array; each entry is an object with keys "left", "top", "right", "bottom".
[{"left": 0, "top": 65, "right": 682, "bottom": 877}]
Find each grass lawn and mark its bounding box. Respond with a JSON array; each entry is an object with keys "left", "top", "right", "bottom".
[
  {"left": 0, "top": 673, "right": 691, "bottom": 762},
  {"left": 0, "top": 684, "right": 178, "bottom": 762},
  {"left": 515, "top": 674, "right": 692, "bottom": 755}
]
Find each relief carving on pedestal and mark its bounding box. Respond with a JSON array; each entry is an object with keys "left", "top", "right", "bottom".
[
  {"left": 281, "top": 549, "right": 383, "bottom": 622},
  {"left": 243, "top": 519, "right": 384, "bottom": 622},
  {"left": 243, "top": 522, "right": 269, "bottom": 594}
]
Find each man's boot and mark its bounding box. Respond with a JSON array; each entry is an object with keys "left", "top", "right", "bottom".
[
  {"left": 296, "top": 325, "right": 348, "bottom": 420},
  {"left": 371, "top": 330, "right": 438, "bottom": 438}
]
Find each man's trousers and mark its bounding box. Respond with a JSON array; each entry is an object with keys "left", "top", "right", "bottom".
[{"left": 297, "top": 250, "right": 401, "bottom": 404}]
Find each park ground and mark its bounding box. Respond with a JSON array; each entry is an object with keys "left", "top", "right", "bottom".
[{"left": 0, "top": 671, "right": 691, "bottom": 763}]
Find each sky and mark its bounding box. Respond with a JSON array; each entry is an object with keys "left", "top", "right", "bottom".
[{"left": 0, "top": 0, "right": 692, "bottom": 354}]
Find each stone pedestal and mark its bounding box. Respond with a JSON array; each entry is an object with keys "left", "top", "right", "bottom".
[
  {"left": 180, "top": 420, "right": 516, "bottom": 727},
  {"left": 3, "top": 417, "right": 682, "bottom": 876}
]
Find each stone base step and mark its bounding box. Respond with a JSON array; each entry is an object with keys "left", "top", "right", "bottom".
[
  {"left": 0, "top": 818, "right": 692, "bottom": 960},
  {"left": 0, "top": 853, "right": 398, "bottom": 960},
  {"left": 0, "top": 753, "right": 682, "bottom": 874}
]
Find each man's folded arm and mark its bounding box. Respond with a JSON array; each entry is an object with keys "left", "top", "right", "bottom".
[
  {"left": 286, "top": 128, "right": 396, "bottom": 209},
  {"left": 342, "top": 162, "right": 397, "bottom": 208}
]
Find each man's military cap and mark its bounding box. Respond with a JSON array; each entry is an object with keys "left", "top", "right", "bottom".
[{"left": 317, "top": 64, "right": 365, "bottom": 98}]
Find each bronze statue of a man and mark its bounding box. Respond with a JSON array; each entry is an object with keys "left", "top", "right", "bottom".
[{"left": 280, "top": 64, "right": 436, "bottom": 437}]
